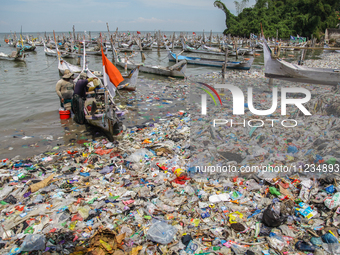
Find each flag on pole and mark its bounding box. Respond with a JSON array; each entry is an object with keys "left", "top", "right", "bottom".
[
  {"left": 193, "top": 32, "right": 196, "bottom": 36},
  {"left": 101, "top": 47, "right": 124, "bottom": 99}
]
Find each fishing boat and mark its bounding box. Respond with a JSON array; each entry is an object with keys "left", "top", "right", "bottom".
[
  {"left": 74, "top": 41, "right": 127, "bottom": 140},
  {"left": 16, "top": 44, "right": 36, "bottom": 52},
  {"left": 57, "top": 55, "right": 82, "bottom": 74},
  {"left": 263, "top": 39, "right": 340, "bottom": 86},
  {"left": 114, "top": 47, "right": 187, "bottom": 78},
  {"left": 0, "top": 50, "right": 26, "bottom": 62},
  {"left": 168, "top": 51, "right": 254, "bottom": 70},
  {"left": 53, "top": 32, "right": 82, "bottom": 74},
  {"left": 117, "top": 67, "right": 139, "bottom": 90},
  {"left": 182, "top": 41, "right": 226, "bottom": 56},
  {"left": 43, "top": 41, "right": 71, "bottom": 58},
  {"left": 83, "top": 47, "right": 107, "bottom": 56},
  {"left": 116, "top": 57, "right": 187, "bottom": 78}
]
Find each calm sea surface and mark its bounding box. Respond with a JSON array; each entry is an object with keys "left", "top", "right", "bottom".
[{"left": 0, "top": 31, "right": 321, "bottom": 159}]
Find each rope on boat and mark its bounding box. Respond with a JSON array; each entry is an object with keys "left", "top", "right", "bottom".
[{"left": 35, "top": 57, "right": 58, "bottom": 73}]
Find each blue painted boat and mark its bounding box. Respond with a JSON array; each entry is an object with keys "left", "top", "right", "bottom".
[
  {"left": 168, "top": 51, "right": 254, "bottom": 70},
  {"left": 16, "top": 44, "right": 36, "bottom": 52}
]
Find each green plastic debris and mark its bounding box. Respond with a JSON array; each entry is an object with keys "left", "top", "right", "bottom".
[
  {"left": 87, "top": 197, "right": 97, "bottom": 204},
  {"left": 24, "top": 226, "right": 34, "bottom": 234},
  {"left": 0, "top": 201, "right": 8, "bottom": 205},
  {"left": 269, "top": 187, "right": 281, "bottom": 196},
  {"left": 326, "top": 158, "right": 337, "bottom": 165}
]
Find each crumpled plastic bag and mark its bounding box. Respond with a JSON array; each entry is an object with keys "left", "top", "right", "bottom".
[
  {"left": 126, "top": 148, "right": 152, "bottom": 163},
  {"left": 146, "top": 221, "right": 177, "bottom": 244},
  {"left": 20, "top": 234, "right": 45, "bottom": 252},
  {"left": 324, "top": 192, "right": 340, "bottom": 209}
]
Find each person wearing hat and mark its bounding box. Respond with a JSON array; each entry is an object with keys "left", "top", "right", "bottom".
[
  {"left": 72, "top": 72, "right": 98, "bottom": 124},
  {"left": 56, "top": 70, "right": 74, "bottom": 110}
]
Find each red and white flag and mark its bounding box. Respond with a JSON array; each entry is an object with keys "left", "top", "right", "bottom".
[
  {"left": 101, "top": 47, "right": 124, "bottom": 98},
  {"left": 193, "top": 32, "right": 196, "bottom": 36}
]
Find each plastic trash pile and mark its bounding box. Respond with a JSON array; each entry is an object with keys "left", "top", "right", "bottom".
[
  {"left": 1, "top": 109, "right": 340, "bottom": 254},
  {"left": 2, "top": 53, "right": 340, "bottom": 254}
]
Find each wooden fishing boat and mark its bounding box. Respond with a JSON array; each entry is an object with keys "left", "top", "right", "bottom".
[
  {"left": 16, "top": 44, "right": 36, "bottom": 52},
  {"left": 116, "top": 56, "right": 187, "bottom": 78},
  {"left": 263, "top": 39, "right": 340, "bottom": 86},
  {"left": 0, "top": 50, "right": 26, "bottom": 62},
  {"left": 168, "top": 51, "right": 254, "bottom": 70},
  {"left": 58, "top": 57, "right": 82, "bottom": 74},
  {"left": 83, "top": 90, "right": 123, "bottom": 140},
  {"left": 117, "top": 67, "right": 139, "bottom": 90},
  {"left": 114, "top": 47, "right": 187, "bottom": 78},
  {"left": 82, "top": 47, "right": 107, "bottom": 56},
  {"left": 76, "top": 41, "right": 126, "bottom": 140},
  {"left": 44, "top": 41, "right": 71, "bottom": 58},
  {"left": 182, "top": 42, "right": 226, "bottom": 56}
]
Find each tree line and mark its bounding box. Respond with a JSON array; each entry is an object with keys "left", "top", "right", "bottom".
[{"left": 214, "top": 0, "right": 340, "bottom": 39}]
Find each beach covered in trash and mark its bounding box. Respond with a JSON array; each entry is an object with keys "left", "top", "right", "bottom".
[{"left": 2, "top": 53, "right": 340, "bottom": 254}]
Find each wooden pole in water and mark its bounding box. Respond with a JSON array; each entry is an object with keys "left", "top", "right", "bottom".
[
  {"left": 114, "top": 27, "right": 118, "bottom": 47},
  {"left": 138, "top": 37, "right": 145, "bottom": 62},
  {"left": 106, "top": 23, "right": 115, "bottom": 60},
  {"left": 209, "top": 30, "right": 212, "bottom": 47},
  {"left": 203, "top": 30, "right": 205, "bottom": 44},
  {"left": 157, "top": 30, "right": 161, "bottom": 56},
  {"left": 124, "top": 53, "right": 128, "bottom": 74},
  {"left": 221, "top": 48, "right": 228, "bottom": 86},
  {"left": 77, "top": 38, "right": 81, "bottom": 65},
  {"left": 73, "top": 25, "right": 75, "bottom": 42},
  {"left": 234, "top": 40, "right": 238, "bottom": 60},
  {"left": 172, "top": 32, "right": 175, "bottom": 52}
]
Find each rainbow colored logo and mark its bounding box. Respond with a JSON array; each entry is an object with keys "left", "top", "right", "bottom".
[{"left": 198, "top": 82, "right": 222, "bottom": 106}]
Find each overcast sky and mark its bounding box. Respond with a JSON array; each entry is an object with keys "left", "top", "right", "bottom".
[{"left": 0, "top": 0, "right": 256, "bottom": 33}]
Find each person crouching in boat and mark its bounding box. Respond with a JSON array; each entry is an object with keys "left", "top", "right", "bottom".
[
  {"left": 72, "top": 72, "right": 97, "bottom": 124},
  {"left": 56, "top": 70, "right": 74, "bottom": 111}
]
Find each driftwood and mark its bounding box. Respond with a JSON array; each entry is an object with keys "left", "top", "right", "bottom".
[{"left": 30, "top": 174, "right": 55, "bottom": 193}]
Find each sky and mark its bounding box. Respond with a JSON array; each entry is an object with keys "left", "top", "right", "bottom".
[{"left": 0, "top": 0, "right": 256, "bottom": 33}]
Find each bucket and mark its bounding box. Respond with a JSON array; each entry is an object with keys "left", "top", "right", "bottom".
[{"left": 59, "top": 109, "right": 71, "bottom": 119}]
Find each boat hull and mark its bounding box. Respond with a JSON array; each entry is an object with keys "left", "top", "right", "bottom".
[
  {"left": 86, "top": 116, "right": 122, "bottom": 141},
  {"left": 168, "top": 52, "right": 253, "bottom": 70},
  {"left": 263, "top": 39, "right": 340, "bottom": 86},
  {"left": 116, "top": 60, "right": 186, "bottom": 78}
]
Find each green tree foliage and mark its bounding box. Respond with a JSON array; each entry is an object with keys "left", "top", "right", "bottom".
[
  {"left": 234, "top": 0, "right": 250, "bottom": 15},
  {"left": 214, "top": 0, "right": 339, "bottom": 38}
]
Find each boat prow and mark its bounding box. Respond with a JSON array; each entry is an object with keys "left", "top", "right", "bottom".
[{"left": 263, "top": 39, "right": 340, "bottom": 86}]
